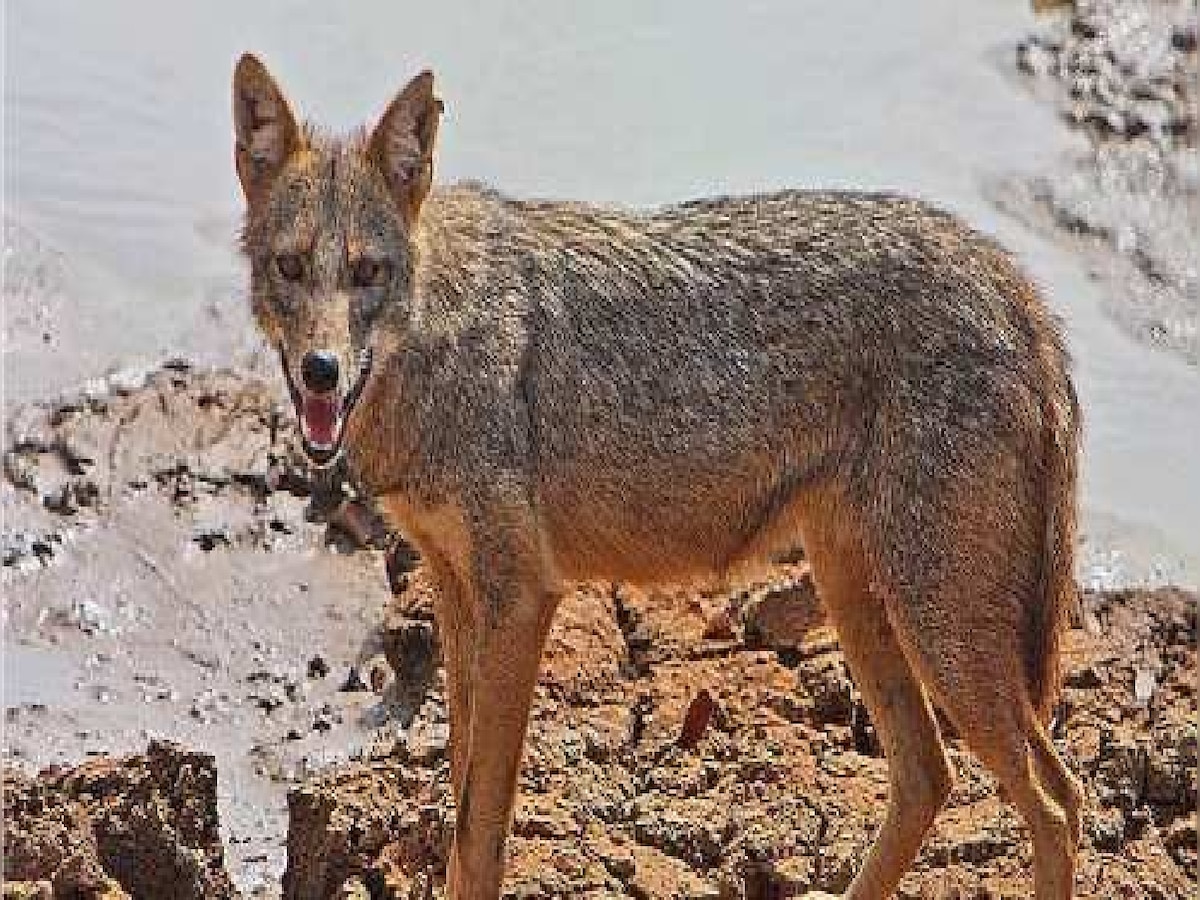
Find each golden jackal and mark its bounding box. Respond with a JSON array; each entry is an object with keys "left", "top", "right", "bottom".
[{"left": 233, "top": 55, "right": 1084, "bottom": 899}]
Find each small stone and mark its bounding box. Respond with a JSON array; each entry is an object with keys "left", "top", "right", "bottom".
[
  {"left": 702, "top": 609, "right": 736, "bottom": 641},
  {"left": 1126, "top": 807, "right": 1152, "bottom": 840},
  {"left": 1164, "top": 817, "right": 1197, "bottom": 854},
  {"left": 1070, "top": 15, "right": 1099, "bottom": 41},
  {"left": 1017, "top": 40, "right": 1057, "bottom": 78},
  {"left": 1, "top": 881, "right": 54, "bottom": 899},
  {"left": 1145, "top": 749, "right": 1189, "bottom": 810},
  {"left": 369, "top": 664, "right": 390, "bottom": 694},
  {"left": 799, "top": 654, "right": 855, "bottom": 726},
  {"left": 677, "top": 689, "right": 717, "bottom": 750},
  {"left": 339, "top": 667, "right": 368, "bottom": 692},
  {"left": 1064, "top": 664, "right": 1104, "bottom": 689},
  {"left": 406, "top": 721, "right": 450, "bottom": 764},
  {"left": 42, "top": 485, "right": 78, "bottom": 516},
  {"left": 30, "top": 540, "right": 56, "bottom": 565},
  {"left": 1171, "top": 26, "right": 1197, "bottom": 53},
  {"left": 1164, "top": 115, "right": 1195, "bottom": 139},
  {"left": 1114, "top": 225, "right": 1139, "bottom": 255},
  {"left": 253, "top": 692, "right": 284, "bottom": 714},
  {"left": 769, "top": 856, "right": 815, "bottom": 896},
  {"left": 193, "top": 529, "right": 231, "bottom": 552},
  {"left": 1133, "top": 668, "right": 1156, "bottom": 704},
  {"left": 307, "top": 655, "right": 329, "bottom": 679},
  {"left": 1089, "top": 807, "right": 1125, "bottom": 851},
  {"left": 598, "top": 843, "right": 636, "bottom": 880},
  {"left": 812, "top": 838, "right": 861, "bottom": 894},
  {"left": 107, "top": 364, "right": 152, "bottom": 395},
  {"left": 59, "top": 598, "right": 112, "bottom": 636},
  {"left": 285, "top": 680, "right": 306, "bottom": 703},
  {"left": 82, "top": 377, "right": 109, "bottom": 401},
  {"left": 382, "top": 619, "right": 437, "bottom": 691},
  {"left": 338, "top": 876, "right": 370, "bottom": 899},
  {"left": 743, "top": 576, "right": 822, "bottom": 651},
  {"left": 385, "top": 540, "right": 421, "bottom": 593},
  {"left": 4, "top": 453, "right": 41, "bottom": 493}
]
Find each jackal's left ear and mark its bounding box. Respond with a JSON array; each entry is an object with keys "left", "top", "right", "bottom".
[{"left": 368, "top": 71, "right": 443, "bottom": 228}]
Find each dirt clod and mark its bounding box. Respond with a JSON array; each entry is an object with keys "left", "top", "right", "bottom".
[
  {"left": 2, "top": 741, "right": 237, "bottom": 899},
  {"left": 677, "top": 690, "right": 717, "bottom": 750}
]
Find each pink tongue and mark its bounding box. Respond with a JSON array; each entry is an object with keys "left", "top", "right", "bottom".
[{"left": 303, "top": 394, "right": 339, "bottom": 446}]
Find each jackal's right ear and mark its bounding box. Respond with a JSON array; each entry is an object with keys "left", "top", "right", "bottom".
[
  {"left": 232, "top": 54, "right": 301, "bottom": 202},
  {"left": 368, "top": 71, "right": 443, "bottom": 229}
]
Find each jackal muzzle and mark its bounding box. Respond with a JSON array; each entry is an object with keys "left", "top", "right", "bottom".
[{"left": 278, "top": 344, "right": 374, "bottom": 468}]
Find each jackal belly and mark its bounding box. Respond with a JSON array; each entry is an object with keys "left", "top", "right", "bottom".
[{"left": 535, "top": 427, "right": 834, "bottom": 585}]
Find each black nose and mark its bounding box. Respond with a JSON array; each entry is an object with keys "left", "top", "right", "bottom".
[{"left": 300, "top": 350, "right": 340, "bottom": 393}]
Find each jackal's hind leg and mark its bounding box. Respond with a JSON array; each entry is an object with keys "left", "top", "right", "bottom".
[
  {"left": 1030, "top": 717, "right": 1085, "bottom": 849},
  {"left": 872, "top": 518, "right": 1079, "bottom": 897},
  {"left": 965, "top": 721, "right": 1076, "bottom": 900},
  {"left": 801, "top": 508, "right": 953, "bottom": 900}
]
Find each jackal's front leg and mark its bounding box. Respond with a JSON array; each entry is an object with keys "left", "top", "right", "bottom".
[
  {"left": 445, "top": 560, "right": 559, "bottom": 898},
  {"left": 423, "top": 551, "right": 476, "bottom": 800}
]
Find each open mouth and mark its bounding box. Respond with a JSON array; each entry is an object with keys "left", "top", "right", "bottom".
[{"left": 279, "top": 346, "right": 374, "bottom": 468}]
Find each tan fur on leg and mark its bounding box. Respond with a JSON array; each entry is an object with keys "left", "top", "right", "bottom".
[{"left": 803, "top": 497, "right": 952, "bottom": 899}]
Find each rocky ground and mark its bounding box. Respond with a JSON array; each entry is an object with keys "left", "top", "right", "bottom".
[
  {"left": 997, "top": 0, "right": 1199, "bottom": 365},
  {"left": 274, "top": 576, "right": 1197, "bottom": 900},
  {"left": 2, "top": 360, "right": 1196, "bottom": 898}
]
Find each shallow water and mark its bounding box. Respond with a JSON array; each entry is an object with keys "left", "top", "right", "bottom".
[{"left": 5, "top": 0, "right": 1199, "bottom": 583}]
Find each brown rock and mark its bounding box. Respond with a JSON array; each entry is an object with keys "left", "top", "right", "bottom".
[
  {"left": 379, "top": 566, "right": 441, "bottom": 696},
  {"left": 799, "top": 653, "right": 856, "bottom": 726},
  {"left": 627, "top": 844, "right": 721, "bottom": 900},
  {"left": 52, "top": 851, "right": 131, "bottom": 899},
  {"left": 766, "top": 855, "right": 816, "bottom": 897},
  {"left": 743, "top": 572, "right": 823, "bottom": 651},
  {"left": 282, "top": 757, "right": 451, "bottom": 900},
  {"left": 701, "top": 608, "right": 737, "bottom": 642},
  {"left": 381, "top": 617, "right": 439, "bottom": 694},
  {"left": 677, "top": 689, "right": 717, "bottom": 750},
  {"left": 1, "top": 742, "right": 236, "bottom": 899}
]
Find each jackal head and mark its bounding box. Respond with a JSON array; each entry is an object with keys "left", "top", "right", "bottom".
[{"left": 232, "top": 54, "right": 441, "bottom": 467}]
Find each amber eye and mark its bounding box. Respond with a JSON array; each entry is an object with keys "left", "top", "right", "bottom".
[
  {"left": 275, "top": 253, "right": 305, "bottom": 282},
  {"left": 350, "top": 257, "right": 390, "bottom": 288}
]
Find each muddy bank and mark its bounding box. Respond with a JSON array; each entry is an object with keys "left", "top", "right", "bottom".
[
  {"left": 5, "top": 574, "right": 1195, "bottom": 898},
  {"left": 1001, "top": 0, "right": 1199, "bottom": 365},
  {"left": 1, "top": 362, "right": 407, "bottom": 894},
  {"left": 4, "top": 2, "right": 1198, "bottom": 894}
]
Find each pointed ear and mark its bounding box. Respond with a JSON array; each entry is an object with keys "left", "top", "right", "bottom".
[
  {"left": 368, "top": 71, "right": 443, "bottom": 228},
  {"left": 232, "top": 53, "right": 301, "bottom": 202}
]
